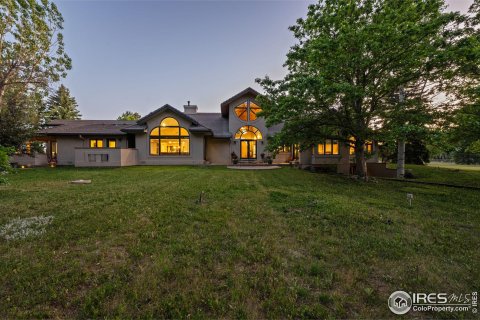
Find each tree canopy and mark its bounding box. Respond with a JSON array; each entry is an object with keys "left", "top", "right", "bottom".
[
  {"left": 256, "top": 0, "right": 467, "bottom": 177},
  {"left": 46, "top": 85, "right": 81, "bottom": 120},
  {"left": 0, "top": 0, "right": 71, "bottom": 109},
  {"left": 117, "top": 111, "right": 141, "bottom": 121},
  {"left": 0, "top": 87, "right": 45, "bottom": 148}
]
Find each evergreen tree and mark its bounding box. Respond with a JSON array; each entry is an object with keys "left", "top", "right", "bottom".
[{"left": 46, "top": 85, "right": 81, "bottom": 120}]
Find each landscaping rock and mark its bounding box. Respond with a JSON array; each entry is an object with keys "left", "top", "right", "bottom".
[{"left": 70, "top": 179, "right": 91, "bottom": 184}]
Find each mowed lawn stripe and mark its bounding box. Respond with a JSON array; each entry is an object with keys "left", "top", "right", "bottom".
[{"left": 0, "top": 166, "right": 478, "bottom": 318}]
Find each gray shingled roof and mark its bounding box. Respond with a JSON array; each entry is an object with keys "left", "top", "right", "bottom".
[
  {"left": 137, "top": 104, "right": 200, "bottom": 126},
  {"left": 189, "top": 113, "right": 231, "bottom": 138},
  {"left": 38, "top": 120, "right": 136, "bottom": 136}
]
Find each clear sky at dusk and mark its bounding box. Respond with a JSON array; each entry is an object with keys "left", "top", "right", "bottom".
[{"left": 56, "top": 0, "right": 473, "bottom": 119}]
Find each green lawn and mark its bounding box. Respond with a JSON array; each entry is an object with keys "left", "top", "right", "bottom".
[
  {"left": 388, "top": 163, "right": 480, "bottom": 188},
  {"left": 0, "top": 166, "right": 478, "bottom": 318},
  {"left": 428, "top": 162, "right": 480, "bottom": 171}
]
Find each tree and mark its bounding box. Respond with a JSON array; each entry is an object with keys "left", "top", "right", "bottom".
[
  {"left": 256, "top": 0, "right": 461, "bottom": 178},
  {"left": 446, "top": 1, "right": 480, "bottom": 163},
  {"left": 117, "top": 111, "right": 141, "bottom": 121},
  {"left": 46, "top": 85, "right": 81, "bottom": 120},
  {"left": 0, "top": 0, "right": 71, "bottom": 108},
  {"left": 0, "top": 88, "right": 45, "bottom": 148}
]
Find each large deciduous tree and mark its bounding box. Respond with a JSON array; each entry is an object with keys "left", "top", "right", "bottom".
[
  {"left": 446, "top": 1, "right": 480, "bottom": 163},
  {"left": 46, "top": 84, "right": 81, "bottom": 120},
  {"left": 256, "top": 0, "right": 462, "bottom": 178},
  {"left": 0, "top": 0, "right": 71, "bottom": 108}
]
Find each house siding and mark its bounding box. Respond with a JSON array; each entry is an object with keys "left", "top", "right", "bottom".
[{"left": 136, "top": 110, "right": 206, "bottom": 165}]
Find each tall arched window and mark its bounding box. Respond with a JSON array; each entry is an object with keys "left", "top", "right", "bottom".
[
  {"left": 234, "top": 126, "right": 262, "bottom": 140},
  {"left": 149, "top": 117, "right": 190, "bottom": 155},
  {"left": 234, "top": 100, "right": 262, "bottom": 122}
]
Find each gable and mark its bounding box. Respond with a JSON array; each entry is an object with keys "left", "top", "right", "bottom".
[
  {"left": 137, "top": 104, "right": 211, "bottom": 135},
  {"left": 137, "top": 104, "right": 200, "bottom": 126},
  {"left": 220, "top": 87, "right": 261, "bottom": 117}
]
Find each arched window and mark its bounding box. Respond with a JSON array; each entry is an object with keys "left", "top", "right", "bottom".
[
  {"left": 234, "top": 126, "right": 262, "bottom": 140},
  {"left": 149, "top": 117, "right": 190, "bottom": 155},
  {"left": 234, "top": 100, "right": 262, "bottom": 122}
]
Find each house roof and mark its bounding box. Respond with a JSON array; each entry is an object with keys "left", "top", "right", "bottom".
[
  {"left": 38, "top": 120, "right": 137, "bottom": 136},
  {"left": 137, "top": 104, "right": 200, "bottom": 126},
  {"left": 38, "top": 92, "right": 261, "bottom": 138},
  {"left": 220, "top": 87, "right": 261, "bottom": 117},
  {"left": 189, "top": 113, "right": 231, "bottom": 138}
]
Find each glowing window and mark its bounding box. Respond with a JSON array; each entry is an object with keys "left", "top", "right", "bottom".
[
  {"left": 234, "top": 100, "right": 262, "bottom": 122},
  {"left": 149, "top": 117, "right": 189, "bottom": 155},
  {"left": 107, "top": 139, "right": 116, "bottom": 148},
  {"left": 365, "top": 142, "right": 373, "bottom": 153},
  {"left": 90, "top": 139, "right": 103, "bottom": 148},
  {"left": 234, "top": 126, "right": 262, "bottom": 140},
  {"left": 349, "top": 139, "right": 373, "bottom": 154},
  {"left": 161, "top": 117, "right": 179, "bottom": 127},
  {"left": 317, "top": 140, "right": 339, "bottom": 155}
]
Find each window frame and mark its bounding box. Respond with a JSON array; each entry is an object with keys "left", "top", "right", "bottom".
[
  {"left": 234, "top": 125, "right": 262, "bottom": 140},
  {"left": 107, "top": 139, "right": 116, "bottom": 148},
  {"left": 89, "top": 139, "right": 104, "bottom": 148},
  {"left": 234, "top": 100, "right": 262, "bottom": 122},
  {"left": 317, "top": 139, "right": 339, "bottom": 155},
  {"left": 149, "top": 117, "right": 190, "bottom": 156}
]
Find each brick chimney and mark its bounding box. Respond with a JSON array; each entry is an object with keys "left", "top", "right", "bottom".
[{"left": 183, "top": 101, "right": 198, "bottom": 114}]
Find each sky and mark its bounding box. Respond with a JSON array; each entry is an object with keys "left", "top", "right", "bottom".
[{"left": 56, "top": 0, "right": 473, "bottom": 119}]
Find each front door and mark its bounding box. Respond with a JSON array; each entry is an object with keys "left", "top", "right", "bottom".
[{"left": 240, "top": 140, "right": 256, "bottom": 160}]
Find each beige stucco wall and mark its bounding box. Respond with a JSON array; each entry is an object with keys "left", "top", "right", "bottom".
[
  {"left": 75, "top": 148, "right": 122, "bottom": 167},
  {"left": 10, "top": 154, "right": 48, "bottom": 167},
  {"left": 273, "top": 151, "right": 291, "bottom": 164},
  {"left": 55, "top": 136, "right": 129, "bottom": 166},
  {"left": 135, "top": 109, "right": 207, "bottom": 165},
  {"left": 205, "top": 137, "right": 230, "bottom": 165},
  {"left": 74, "top": 148, "right": 138, "bottom": 167},
  {"left": 57, "top": 137, "right": 86, "bottom": 165},
  {"left": 227, "top": 97, "right": 268, "bottom": 160},
  {"left": 120, "top": 149, "right": 138, "bottom": 166}
]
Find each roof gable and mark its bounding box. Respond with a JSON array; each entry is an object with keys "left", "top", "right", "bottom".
[
  {"left": 137, "top": 104, "right": 200, "bottom": 126},
  {"left": 220, "top": 87, "right": 261, "bottom": 117}
]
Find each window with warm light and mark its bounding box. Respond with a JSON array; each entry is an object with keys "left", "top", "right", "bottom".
[
  {"left": 234, "top": 100, "right": 262, "bottom": 122},
  {"left": 234, "top": 126, "right": 262, "bottom": 140},
  {"left": 318, "top": 140, "right": 339, "bottom": 155},
  {"left": 90, "top": 139, "right": 103, "bottom": 148},
  {"left": 365, "top": 142, "right": 373, "bottom": 153},
  {"left": 107, "top": 139, "right": 116, "bottom": 148},
  {"left": 149, "top": 117, "right": 190, "bottom": 155},
  {"left": 349, "top": 139, "right": 374, "bottom": 154}
]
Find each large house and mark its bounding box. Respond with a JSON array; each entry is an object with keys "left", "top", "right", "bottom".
[{"left": 14, "top": 87, "right": 394, "bottom": 176}]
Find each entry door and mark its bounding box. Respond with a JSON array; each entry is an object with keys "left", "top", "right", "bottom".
[{"left": 240, "top": 140, "right": 256, "bottom": 159}]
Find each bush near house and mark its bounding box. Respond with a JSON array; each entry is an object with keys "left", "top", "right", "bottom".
[{"left": 0, "top": 145, "right": 14, "bottom": 184}]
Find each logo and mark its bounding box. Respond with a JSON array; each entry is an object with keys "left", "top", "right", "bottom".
[{"left": 388, "top": 291, "right": 412, "bottom": 314}]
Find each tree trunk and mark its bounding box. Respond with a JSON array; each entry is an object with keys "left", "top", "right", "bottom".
[
  {"left": 396, "top": 87, "right": 406, "bottom": 179},
  {"left": 355, "top": 141, "right": 368, "bottom": 179},
  {"left": 397, "top": 139, "right": 405, "bottom": 178}
]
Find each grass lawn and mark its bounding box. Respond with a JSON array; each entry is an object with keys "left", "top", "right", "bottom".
[
  {"left": 427, "top": 162, "right": 480, "bottom": 171},
  {"left": 0, "top": 166, "right": 478, "bottom": 318}
]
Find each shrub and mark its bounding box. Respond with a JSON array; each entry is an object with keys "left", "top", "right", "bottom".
[{"left": 0, "top": 145, "right": 15, "bottom": 184}]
